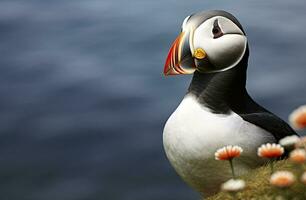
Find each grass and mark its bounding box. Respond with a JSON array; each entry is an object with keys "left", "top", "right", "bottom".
[{"left": 206, "top": 160, "right": 306, "bottom": 200}]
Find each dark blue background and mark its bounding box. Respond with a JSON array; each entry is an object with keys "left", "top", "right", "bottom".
[{"left": 0, "top": 0, "right": 305, "bottom": 199}]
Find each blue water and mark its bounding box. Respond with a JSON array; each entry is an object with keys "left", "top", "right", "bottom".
[{"left": 0, "top": 0, "right": 306, "bottom": 199}]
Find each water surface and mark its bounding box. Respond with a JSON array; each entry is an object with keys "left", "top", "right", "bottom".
[{"left": 0, "top": 0, "right": 305, "bottom": 199}]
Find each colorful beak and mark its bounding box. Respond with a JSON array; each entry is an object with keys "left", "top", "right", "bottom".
[{"left": 163, "top": 32, "right": 197, "bottom": 76}]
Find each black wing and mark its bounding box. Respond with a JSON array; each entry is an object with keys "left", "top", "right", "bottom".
[
  {"left": 240, "top": 112, "right": 297, "bottom": 141},
  {"left": 230, "top": 92, "right": 297, "bottom": 142}
]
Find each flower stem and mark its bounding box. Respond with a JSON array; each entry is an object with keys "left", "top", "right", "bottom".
[
  {"left": 229, "top": 192, "right": 237, "bottom": 200},
  {"left": 269, "top": 160, "right": 274, "bottom": 174},
  {"left": 297, "top": 164, "right": 304, "bottom": 178},
  {"left": 283, "top": 188, "right": 290, "bottom": 200},
  {"left": 229, "top": 159, "right": 236, "bottom": 179}
]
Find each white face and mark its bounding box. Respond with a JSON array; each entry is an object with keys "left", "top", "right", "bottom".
[{"left": 190, "top": 16, "right": 247, "bottom": 72}]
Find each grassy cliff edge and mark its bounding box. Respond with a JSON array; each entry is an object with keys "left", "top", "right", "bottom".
[{"left": 206, "top": 160, "right": 305, "bottom": 200}]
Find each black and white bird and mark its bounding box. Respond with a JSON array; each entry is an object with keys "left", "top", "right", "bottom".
[{"left": 163, "top": 10, "right": 297, "bottom": 197}]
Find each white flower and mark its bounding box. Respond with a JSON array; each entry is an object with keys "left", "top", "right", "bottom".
[
  {"left": 221, "top": 179, "right": 246, "bottom": 192},
  {"left": 295, "top": 136, "right": 306, "bottom": 149},
  {"left": 289, "top": 105, "right": 306, "bottom": 130},
  {"left": 279, "top": 135, "right": 300, "bottom": 148}
]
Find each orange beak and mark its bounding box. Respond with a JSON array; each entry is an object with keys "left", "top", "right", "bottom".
[{"left": 163, "top": 32, "right": 196, "bottom": 76}]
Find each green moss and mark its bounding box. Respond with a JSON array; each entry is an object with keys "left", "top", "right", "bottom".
[{"left": 206, "top": 160, "right": 306, "bottom": 200}]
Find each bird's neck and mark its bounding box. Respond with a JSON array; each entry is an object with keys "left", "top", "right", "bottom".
[{"left": 187, "top": 61, "right": 248, "bottom": 114}]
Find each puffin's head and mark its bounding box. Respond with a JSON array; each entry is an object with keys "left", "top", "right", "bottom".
[{"left": 164, "top": 10, "right": 248, "bottom": 75}]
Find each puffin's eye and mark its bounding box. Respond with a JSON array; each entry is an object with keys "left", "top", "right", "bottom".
[
  {"left": 212, "top": 27, "right": 220, "bottom": 34},
  {"left": 212, "top": 19, "right": 223, "bottom": 38}
]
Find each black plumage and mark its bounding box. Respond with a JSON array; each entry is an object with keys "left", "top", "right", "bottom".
[{"left": 188, "top": 45, "right": 297, "bottom": 142}]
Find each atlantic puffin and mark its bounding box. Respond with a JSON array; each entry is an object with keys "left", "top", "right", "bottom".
[{"left": 163, "top": 10, "right": 297, "bottom": 197}]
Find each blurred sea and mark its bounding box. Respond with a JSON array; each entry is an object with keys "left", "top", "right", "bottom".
[{"left": 0, "top": 0, "right": 305, "bottom": 199}]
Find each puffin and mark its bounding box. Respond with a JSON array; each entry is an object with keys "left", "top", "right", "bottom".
[{"left": 162, "top": 10, "right": 297, "bottom": 197}]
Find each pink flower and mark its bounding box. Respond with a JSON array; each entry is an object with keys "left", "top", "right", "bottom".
[
  {"left": 289, "top": 149, "right": 306, "bottom": 164},
  {"left": 270, "top": 171, "right": 295, "bottom": 188},
  {"left": 257, "top": 143, "right": 284, "bottom": 159},
  {"left": 289, "top": 105, "right": 306, "bottom": 130},
  {"left": 215, "top": 145, "right": 243, "bottom": 161},
  {"left": 215, "top": 145, "right": 243, "bottom": 179}
]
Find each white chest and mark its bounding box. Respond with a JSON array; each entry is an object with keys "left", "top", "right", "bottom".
[{"left": 163, "top": 95, "right": 275, "bottom": 195}]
